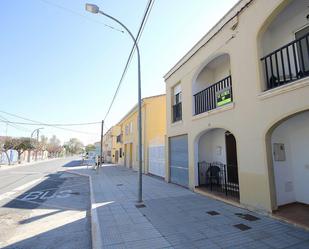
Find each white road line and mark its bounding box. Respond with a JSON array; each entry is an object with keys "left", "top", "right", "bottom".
[{"left": 0, "top": 178, "right": 44, "bottom": 201}]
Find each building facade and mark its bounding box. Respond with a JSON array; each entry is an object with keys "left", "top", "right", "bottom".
[
  {"left": 115, "top": 94, "right": 166, "bottom": 177},
  {"left": 164, "top": 0, "right": 309, "bottom": 215}
]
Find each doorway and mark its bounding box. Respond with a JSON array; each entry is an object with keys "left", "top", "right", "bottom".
[
  {"left": 115, "top": 150, "right": 119, "bottom": 164},
  {"left": 225, "top": 131, "right": 239, "bottom": 184}
]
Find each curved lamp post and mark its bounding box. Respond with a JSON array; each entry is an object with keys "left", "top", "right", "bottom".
[
  {"left": 85, "top": 3, "right": 143, "bottom": 204},
  {"left": 31, "top": 127, "right": 44, "bottom": 161}
]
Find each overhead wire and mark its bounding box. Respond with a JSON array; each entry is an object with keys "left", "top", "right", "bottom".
[
  {"left": 0, "top": 111, "right": 97, "bottom": 135},
  {"left": 102, "top": 0, "right": 155, "bottom": 122},
  {"left": 0, "top": 115, "right": 31, "bottom": 133},
  {"left": 38, "top": 0, "right": 124, "bottom": 33},
  {"left": 1, "top": 1, "right": 155, "bottom": 137}
]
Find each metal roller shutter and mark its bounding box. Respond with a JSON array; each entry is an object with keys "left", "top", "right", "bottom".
[{"left": 169, "top": 135, "right": 189, "bottom": 187}]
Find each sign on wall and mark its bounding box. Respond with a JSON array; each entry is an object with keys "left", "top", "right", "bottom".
[{"left": 216, "top": 87, "right": 232, "bottom": 107}]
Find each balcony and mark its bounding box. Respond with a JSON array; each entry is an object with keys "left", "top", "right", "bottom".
[
  {"left": 261, "top": 33, "right": 309, "bottom": 90},
  {"left": 194, "top": 75, "right": 232, "bottom": 115},
  {"left": 172, "top": 102, "right": 182, "bottom": 122}
]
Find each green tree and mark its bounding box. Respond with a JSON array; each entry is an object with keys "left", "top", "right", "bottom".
[
  {"left": 64, "top": 138, "right": 84, "bottom": 155},
  {"left": 85, "top": 144, "right": 95, "bottom": 153}
]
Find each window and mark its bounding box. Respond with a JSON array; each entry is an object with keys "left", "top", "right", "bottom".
[
  {"left": 130, "top": 122, "right": 133, "bottom": 134},
  {"left": 116, "top": 134, "right": 122, "bottom": 143},
  {"left": 125, "top": 124, "right": 129, "bottom": 135},
  {"left": 172, "top": 84, "right": 182, "bottom": 122}
]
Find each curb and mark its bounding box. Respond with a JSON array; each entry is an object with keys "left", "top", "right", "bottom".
[{"left": 66, "top": 170, "right": 103, "bottom": 249}]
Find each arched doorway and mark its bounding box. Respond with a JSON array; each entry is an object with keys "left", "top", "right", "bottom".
[
  {"left": 268, "top": 110, "right": 309, "bottom": 227},
  {"left": 195, "top": 128, "right": 239, "bottom": 201}
]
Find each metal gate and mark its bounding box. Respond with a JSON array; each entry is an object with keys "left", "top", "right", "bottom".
[
  {"left": 169, "top": 135, "right": 189, "bottom": 187},
  {"left": 198, "top": 161, "right": 239, "bottom": 198},
  {"left": 149, "top": 144, "right": 165, "bottom": 177}
]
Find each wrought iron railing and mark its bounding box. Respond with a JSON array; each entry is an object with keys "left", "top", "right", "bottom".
[
  {"left": 172, "top": 102, "right": 182, "bottom": 122},
  {"left": 194, "top": 75, "right": 232, "bottom": 115},
  {"left": 261, "top": 33, "right": 309, "bottom": 90},
  {"left": 198, "top": 161, "right": 239, "bottom": 198}
]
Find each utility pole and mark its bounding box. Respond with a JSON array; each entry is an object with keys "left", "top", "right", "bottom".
[{"left": 98, "top": 119, "right": 104, "bottom": 174}]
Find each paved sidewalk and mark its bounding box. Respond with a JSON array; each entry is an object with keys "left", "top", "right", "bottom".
[{"left": 72, "top": 164, "right": 309, "bottom": 249}]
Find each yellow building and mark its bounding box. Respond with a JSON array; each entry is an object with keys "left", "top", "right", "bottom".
[
  {"left": 116, "top": 94, "right": 166, "bottom": 177},
  {"left": 103, "top": 125, "right": 121, "bottom": 163},
  {"left": 164, "top": 0, "right": 309, "bottom": 223}
]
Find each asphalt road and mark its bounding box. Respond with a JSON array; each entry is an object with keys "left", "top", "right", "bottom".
[{"left": 0, "top": 157, "right": 91, "bottom": 249}]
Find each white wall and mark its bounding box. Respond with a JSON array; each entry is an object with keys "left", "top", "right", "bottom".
[
  {"left": 148, "top": 144, "right": 165, "bottom": 177},
  {"left": 272, "top": 111, "right": 309, "bottom": 206},
  {"left": 261, "top": 0, "right": 309, "bottom": 55},
  {"left": 193, "top": 54, "right": 230, "bottom": 94},
  {"left": 198, "top": 128, "right": 227, "bottom": 164}
]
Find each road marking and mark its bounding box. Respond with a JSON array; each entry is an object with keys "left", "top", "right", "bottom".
[
  {"left": 0, "top": 178, "right": 44, "bottom": 201},
  {"left": 21, "top": 190, "right": 73, "bottom": 201}
]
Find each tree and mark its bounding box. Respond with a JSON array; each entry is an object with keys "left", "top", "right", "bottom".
[
  {"left": 46, "top": 135, "right": 62, "bottom": 158},
  {"left": 12, "top": 137, "right": 35, "bottom": 163},
  {"left": 64, "top": 138, "right": 84, "bottom": 155},
  {"left": 85, "top": 144, "right": 95, "bottom": 153},
  {"left": 0, "top": 136, "right": 13, "bottom": 165}
]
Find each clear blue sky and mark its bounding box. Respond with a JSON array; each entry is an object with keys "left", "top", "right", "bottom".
[{"left": 0, "top": 0, "right": 238, "bottom": 145}]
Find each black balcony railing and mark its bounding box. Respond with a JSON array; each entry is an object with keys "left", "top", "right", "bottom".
[
  {"left": 198, "top": 161, "right": 239, "bottom": 199},
  {"left": 194, "top": 75, "right": 232, "bottom": 115},
  {"left": 261, "top": 33, "right": 309, "bottom": 90},
  {"left": 172, "top": 102, "right": 182, "bottom": 122}
]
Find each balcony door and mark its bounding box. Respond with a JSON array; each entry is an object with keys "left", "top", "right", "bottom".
[{"left": 295, "top": 26, "right": 309, "bottom": 74}]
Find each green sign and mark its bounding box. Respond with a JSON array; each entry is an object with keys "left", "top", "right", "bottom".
[{"left": 216, "top": 87, "right": 232, "bottom": 107}]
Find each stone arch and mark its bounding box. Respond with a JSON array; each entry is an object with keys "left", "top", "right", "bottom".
[{"left": 265, "top": 108, "right": 309, "bottom": 210}]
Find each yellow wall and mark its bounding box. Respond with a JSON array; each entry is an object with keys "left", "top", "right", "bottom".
[{"left": 115, "top": 95, "right": 166, "bottom": 173}]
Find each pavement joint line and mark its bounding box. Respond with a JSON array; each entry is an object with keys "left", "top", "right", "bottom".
[{"left": 66, "top": 170, "right": 103, "bottom": 249}]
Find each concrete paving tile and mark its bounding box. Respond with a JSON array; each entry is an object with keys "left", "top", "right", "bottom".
[
  {"left": 75, "top": 165, "right": 309, "bottom": 249},
  {"left": 125, "top": 237, "right": 171, "bottom": 249},
  {"left": 260, "top": 233, "right": 302, "bottom": 248}
]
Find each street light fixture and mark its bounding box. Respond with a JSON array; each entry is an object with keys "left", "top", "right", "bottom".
[
  {"left": 85, "top": 3, "right": 143, "bottom": 204},
  {"left": 31, "top": 127, "right": 44, "bottom": 161}
]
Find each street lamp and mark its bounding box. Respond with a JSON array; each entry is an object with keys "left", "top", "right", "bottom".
[
  {"left": 31, "top": 127, "right": 44, "bottom": 161},
  {"left": 85, "top": 3, "right": 143, "bottom": 204}
]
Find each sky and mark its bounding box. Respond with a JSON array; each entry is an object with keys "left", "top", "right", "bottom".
[{"left": 0, "top": 0, "right": 238, "bottom": 145}]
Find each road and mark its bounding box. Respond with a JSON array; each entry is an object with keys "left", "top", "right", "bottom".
[{"left": 0, "top": 157, "right": 91, "bottom": 249}]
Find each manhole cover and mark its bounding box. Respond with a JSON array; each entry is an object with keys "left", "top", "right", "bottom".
[
  {"left": 235, "top": 213, "right": 259, "bottom": 221},
  {"left": 207, "top": 211, "right": 220, "bottom": 216},
  {"left": 234, "top": 223, "right": 251, "bottom": 231},
  {"left": 135, "top": 203, "right": 146, "bottom": 208}
]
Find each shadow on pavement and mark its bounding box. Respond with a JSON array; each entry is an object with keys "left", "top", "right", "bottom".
[
  {"left": 2, "top": 213, "right": 91, "bottom": 249},
  {"left": 62, "top": 160, "right": 82, "bottom": 167},
  {"left": 1, "top": 169, "right": 91, "bottom": 249}
]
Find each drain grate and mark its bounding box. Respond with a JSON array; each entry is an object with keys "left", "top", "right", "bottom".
[
  {"left": 235, "top": 213, "right": 260, "bottom": 221},
  {"left": 234, "top": 223, "right": 251, "bottom": 231},
  {"left": 70, "top": 192, "right": 80, "bottom": 195},
  {"left": 116, "top": 184, "right": 123, "bottom": 186},
  {"left": 207, "top": 211, "right": 220, "bottom": 216},
  {"left": 135, "top": 203, "right": 146, "bottom": 208}
]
